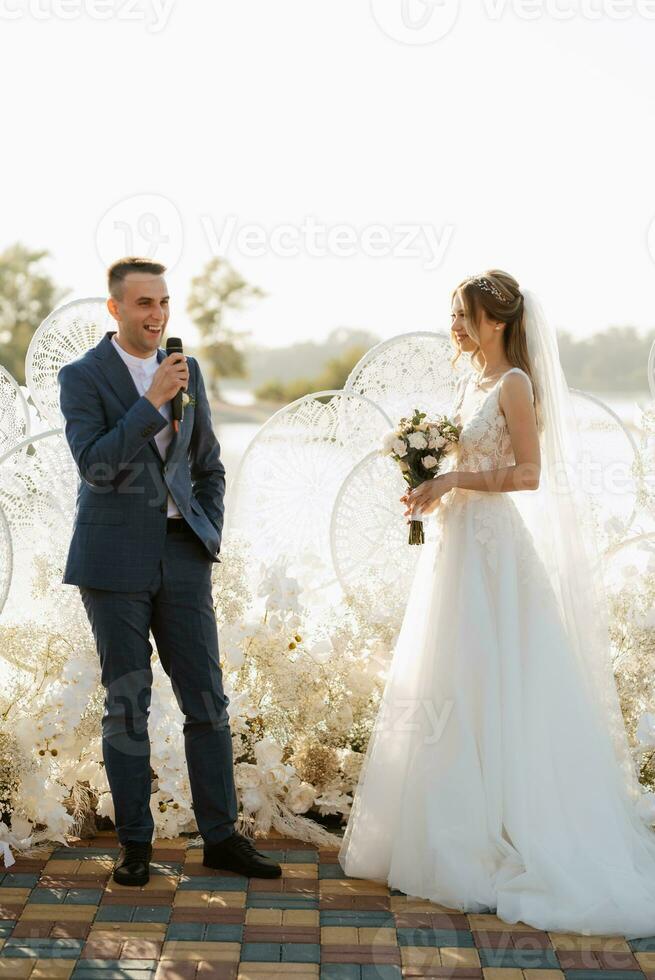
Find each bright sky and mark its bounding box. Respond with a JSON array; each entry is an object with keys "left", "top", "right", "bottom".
[{"left": 2, "top": 0, "right": 655, "bottom": 349}]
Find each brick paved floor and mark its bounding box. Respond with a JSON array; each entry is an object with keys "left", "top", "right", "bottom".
[{"left": 1, "top": 830, "right": 654, "bottom": 979}]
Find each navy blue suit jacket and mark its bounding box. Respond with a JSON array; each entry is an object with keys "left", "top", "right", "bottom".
[{"left": 58, "top": 330, "right": 224, "bottom": 591}]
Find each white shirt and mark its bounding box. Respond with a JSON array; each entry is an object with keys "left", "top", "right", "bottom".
[{"left": 111, "top": 334, "right": 181, "bottom": 518}]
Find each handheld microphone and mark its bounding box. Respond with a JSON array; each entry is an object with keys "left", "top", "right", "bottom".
[{"left": 166, "top": 336, "right": 184, "bottom": 433}]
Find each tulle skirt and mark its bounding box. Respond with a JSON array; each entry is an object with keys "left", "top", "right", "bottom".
[{"left": 338, "top": 487, "right": 655, "bottom": 939}]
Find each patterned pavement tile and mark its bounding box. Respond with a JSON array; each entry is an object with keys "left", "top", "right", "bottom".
[{"left": 0, "top": 832, "right": 652, "bottom": 980}]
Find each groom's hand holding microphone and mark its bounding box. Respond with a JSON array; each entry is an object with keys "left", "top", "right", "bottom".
[{"left": 145, "top": 346, "right": 188, "bottom": 414}]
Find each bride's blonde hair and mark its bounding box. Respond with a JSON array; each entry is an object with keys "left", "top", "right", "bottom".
[{"left": 451, "top": 269, "right": 543, "bottom": 432}]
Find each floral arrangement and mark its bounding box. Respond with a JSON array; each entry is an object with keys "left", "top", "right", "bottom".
[
  {"left": 2, "top": 525, "right": 654, "bottom": 864},
  {"left": 381, "top": 408, "right": 461, "bottom": 544},
  {"left": 0, "top": 534, "right": 401, "bottom": 861}
]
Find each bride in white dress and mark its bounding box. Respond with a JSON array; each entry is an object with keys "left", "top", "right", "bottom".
[{"left": 337, "top": 270, "right": 655, "bottom": 939}]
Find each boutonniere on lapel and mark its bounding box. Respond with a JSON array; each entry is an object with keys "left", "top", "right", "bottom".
[{"left": 182, "top": 391, "right": 196, "bottom": 408}]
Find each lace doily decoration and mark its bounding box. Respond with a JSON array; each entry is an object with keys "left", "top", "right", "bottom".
[
  {"left": 25, "top": 297, "right": 113, "bottom": 429},
  {"left": 0, "top": 431, "right": 78, "bottom": 619},
  {"left": 0, "top": 502, "right": 12, "bottom": 616},
  {"left": 345, "top": 331, "right": 468, "bottom": 422},
  {"left": 330, "top": 449, "right": 425, "bottom": 613},
  {"left": 0, "top": 365, "right": 30, "bottom": 459},
  {"left": 225, "top": 391, "right": 392, "bottom": 592}
]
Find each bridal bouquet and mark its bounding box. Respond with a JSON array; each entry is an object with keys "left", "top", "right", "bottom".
[{"left": 381, "top": 409, "right": 461, "bottom": 545}]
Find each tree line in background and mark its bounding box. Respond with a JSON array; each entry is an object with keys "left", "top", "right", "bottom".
[
  {"left": 0, "top": 243, "right": 653, "bottom": 402},
  {"left": 251, "top": 325, "right": 655, "bottom": 404}
]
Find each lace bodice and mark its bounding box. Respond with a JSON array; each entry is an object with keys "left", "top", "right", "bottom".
[
  {"left": 433, "top": 365, "right": 542, "bottom": 577},
  {"left": 449, "top": 367, "right": 534, "bottom": 473}
]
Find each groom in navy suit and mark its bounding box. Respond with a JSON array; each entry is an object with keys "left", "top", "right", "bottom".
[{"left": 58, "top": 257, "right": 280, "bottom": 885}]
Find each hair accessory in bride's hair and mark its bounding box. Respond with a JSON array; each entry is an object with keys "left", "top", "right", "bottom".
[{"left": 469, "top": 275, "right": 511, "bottom": 304}]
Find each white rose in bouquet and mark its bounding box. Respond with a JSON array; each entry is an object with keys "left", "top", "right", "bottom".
[
  {"left": 408, "top": 431, "right": 428, "bottom": 450},
  {"left": 381, "top": 430, "right": 400, "bottom": 452}
]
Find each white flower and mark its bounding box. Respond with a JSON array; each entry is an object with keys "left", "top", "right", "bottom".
[
  {"left": 218, "top": 621, "right": 253, "bottom": 668},
  {"left": 20, "top": 783, "right": 72, "bottom": 836},
  {"left": 314, "top": 789, "right": 352, "bottom": 817},
  {"left": 254, "top": 736, "right": 284, "bottom": 770},
  {"left": 241, "top": 786, "right": 266, "bottom": 812},
  {"left": 391, "top": 438, "right": 407, "bottom": 458},
  {"left": 257, "top": 560, "right": 301, "bottom": 613},
  {"left": 235, "top": 763, "right": 262, "bottom": 789},
  {"left": 429, "top": 434, "right": 447, "bottom": 450},
  {"left": 381, "top": 430, "right": 401, "bottom": 453},
  {"left": 8, "top": 815, "right": 33, "bottom": 840},
  {"left": 287, "top": 781, "right": 316, "bottom": 814},
  {"left": 306, "top": 639, "right": 332, "bottom": 664},
  {"left": 408, "top": 432, "right": 428, "bottom": 450},
  {"left": 422, "top": 455, "right": 438, "bottom": 469},
  {"left": 96, "top": 792, "right": 116, "bottom": 822},
  {"left": 263, "top": 764, "right": 294, "bottom": 790}
]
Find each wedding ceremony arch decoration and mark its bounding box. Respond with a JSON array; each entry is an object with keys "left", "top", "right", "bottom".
[
  {"left": 25, "top": 297, "right": 112, "bottom": 429},
  {"left": 0, "top": 364, "right": 30, "bottom": 459},
  {"left": 0, "top": 297, "right": 654, "bottom": 863},
  {"left": 226, "top": 390, "right": 393, "bottom": 596},
  {"left": 0, "top": 504, "right": 12, "bottom": 616}
]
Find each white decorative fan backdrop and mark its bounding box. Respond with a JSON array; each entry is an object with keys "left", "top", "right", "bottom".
[
  {"left": 0, "top": 432, "right": 78, "bottom": 617},
  {"left": 345, "top": 331, "right": 468, "bottom": 421},
  {"left": 226, "top": 391, "right": 392, "bottom": 591},
  {"left": 25, "top": 297, "right": 112, "bottom": 429},
  {"left": 0, "top": 503, "right": 12, "bottom": 616},
  {"left": 0, "top": 431, "right": 77, "bottom": 538},
  {"left": 330, "top": 450, "right": 427, "bottom": 613},
  {"left": 0, "top": 365, "right": 30, "bottom": 459}
]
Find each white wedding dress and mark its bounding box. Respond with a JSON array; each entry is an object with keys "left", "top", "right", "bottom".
[{"left": 338, "top": 366, "right": 655, "bottom": 939}]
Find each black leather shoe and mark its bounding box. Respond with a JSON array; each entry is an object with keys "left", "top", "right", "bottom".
[
  {"left": 203, "top": 831, "right": 282, "bottom": 878},
  {"left": 113, "top": 840, "right": 153, "bottom": 886}
]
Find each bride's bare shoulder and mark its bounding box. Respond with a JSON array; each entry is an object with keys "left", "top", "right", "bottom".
[
  {"left": 502, "top": 367, "right": 533, "bottom": 390},
  {"left": 499, "top": 368, "right": 535, "bottom": 415}
]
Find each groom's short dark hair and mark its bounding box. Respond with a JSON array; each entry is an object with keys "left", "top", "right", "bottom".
[{"left": 108, "top": 257, "right": 167, "bottom": 300}]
